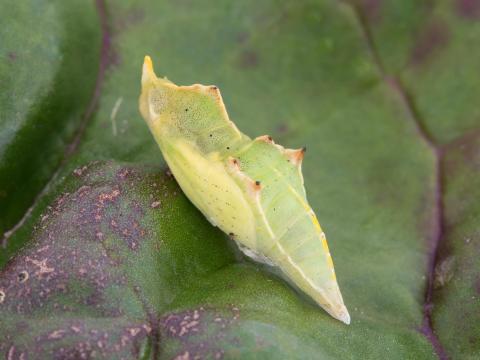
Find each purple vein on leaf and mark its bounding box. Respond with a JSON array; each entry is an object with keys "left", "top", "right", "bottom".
[{"left": 350, "top": 3, "right": 448, "bottom": 359}]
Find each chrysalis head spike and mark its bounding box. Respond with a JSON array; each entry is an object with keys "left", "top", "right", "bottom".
[
  {"left": 142, "top": 55, "right": 157, "bottom": 85},
  {"left": 139, "top": 56, "right": 178, "bottom": 124}
]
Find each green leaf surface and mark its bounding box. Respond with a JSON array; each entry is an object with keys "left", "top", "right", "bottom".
[
  {"left": 356, "top": 0, "right": 480, "bottom": 143},
  {"left": 0, "top": 0, "right": 101, "bottom": 239},
  {"left": 1, "top": 0, "right": 479, "bottom": 358}
]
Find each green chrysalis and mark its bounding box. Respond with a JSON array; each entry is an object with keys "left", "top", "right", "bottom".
[{"left": 139, "top": 56, "right": 350, "bottom": 324}]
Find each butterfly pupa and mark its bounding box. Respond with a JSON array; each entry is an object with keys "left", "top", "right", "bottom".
[{"left": 139, "top": 56, "right": 350, "bottom": 324}]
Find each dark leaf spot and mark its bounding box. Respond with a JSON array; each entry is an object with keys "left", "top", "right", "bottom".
[
  {"left": 276, "top": 123, "right": 289, "bottom": 135},
  {"left": 7, "top": 52, "right": 17, "bottom": 61},
  {"left": 410, "top": 20, "right": 450, "bottom": 66},
  {"left": 475, "top": 278, "right": 480, "bottom": 295},
  {"left": 455, "top": 0, "right": 480, "bottom": 19},
  {"left": 238, "top": 50, "right": 259, "bottom": 69}
]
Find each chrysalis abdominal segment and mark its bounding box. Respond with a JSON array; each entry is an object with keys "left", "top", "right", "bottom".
[{"left": 139, "top": 56, "right": 350, "bottom": 324}]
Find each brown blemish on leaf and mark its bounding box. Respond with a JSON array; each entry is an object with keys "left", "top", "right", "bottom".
[
  {"left": 455, "top": 0, "right": 480, "bottom": 19},
  {"left": 48, "top": 329, "right": 67, "bottom": 340},
  {"left": 151, "top": 201, "right": 161, "bottom": 209},
  {"left": 5, "top": 345, "right": 28, "bottom": 360},
  {"left": 0, "top": 162, "right": 161, "bottom": 316},
  {"left": 73, "top": 165, "right": 88, "bottom": 177},
  {"left": 162, "top": 308, "right": 205, "bottom": 339},
  {"left": 24, "top": 319, "right": 152, "bottom": 359},
  {"left": 17, "top": 271, "right": 29, "bottom": 283},
  {"left": 0, "top": 162, "right": 186, "bottom": 357},
  {"left": 174, "top": 351, "right": 191, "bottom": 360},
  {"left": 0, "top": 233, "right": 118, "bottom": 315},
  {"left": 26, "top": 257, "right": 55, "bottom": 277},
  {"left": 97, "top": 189, "right": 121, "bottom": 205},
  {"left": 117, "top": 168, "right": 130, "bottom": 180},
  {"left": 161, "top": 306, "right": 241, "bottom": 359},
  {"left": 433, "top": 256, "right": 455, "bottom": 289},
  {"left": 7, "top": 52, "right": 17, "bottom": 62},
  {"left": 410, "top": 20, "right": 450, "bottom": 66}
]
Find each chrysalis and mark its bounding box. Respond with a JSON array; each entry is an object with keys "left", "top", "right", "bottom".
[{"left": 139, "top": 56, "right": 350, "bottom": 324}]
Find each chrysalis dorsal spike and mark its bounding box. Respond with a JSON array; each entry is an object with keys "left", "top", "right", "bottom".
[
  {"left": 209, "top": 85, "right": 220, "bottom": 95},
  {"left": 227, "top": 157, "right": 262, "bottom": 198},
  {"left": 139, "top": 57, "right": 350, "bottom": 324},
  {"left": 284, "top": 147, "right": 306, "bottom": 166},
  {"left": 228, "top": 157, "right": 240, "bottom": 169},
  {"left": 255, "top": 135, "right": 274, "bottom": 144}
]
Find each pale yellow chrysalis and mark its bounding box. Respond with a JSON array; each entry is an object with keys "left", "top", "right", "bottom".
[{"left": 139, "top": 56, "right": 350, "bottom": 324}]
